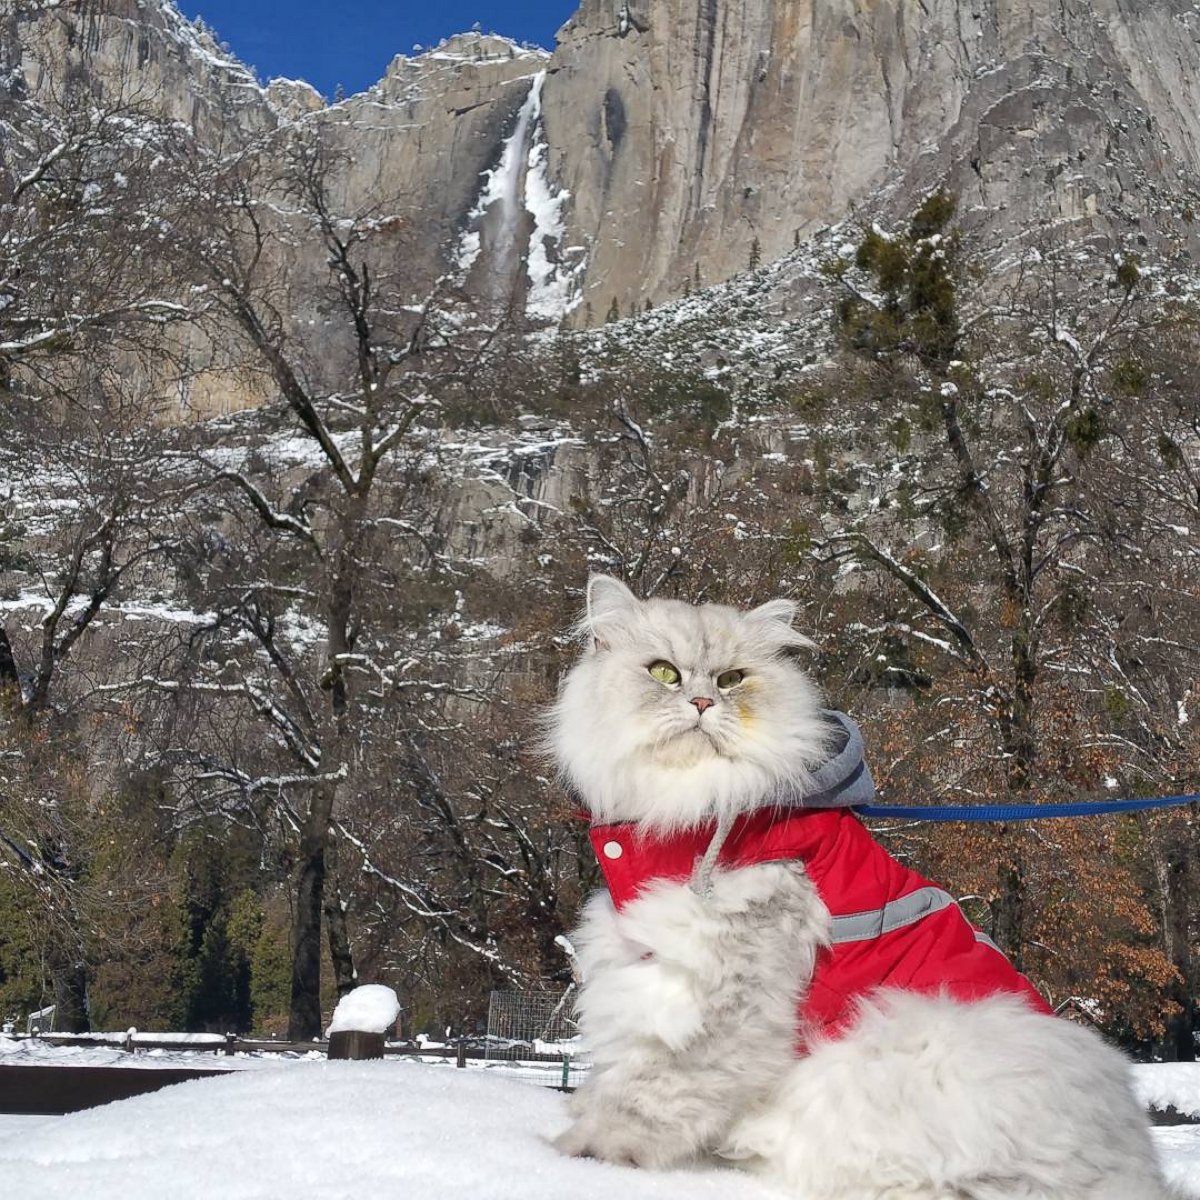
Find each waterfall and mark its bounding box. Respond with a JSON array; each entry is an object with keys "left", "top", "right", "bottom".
[
  {"left": 488, "top": 71, "right": 545, "bottom": 300},
  {"left": 453, "top": 70, "right": 584, "bottom": 319},
  {"left": 453, "top": 72, "right": 545, "bottom": 304}
]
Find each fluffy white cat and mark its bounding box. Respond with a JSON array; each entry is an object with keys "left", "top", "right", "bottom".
[{"left": 549, "top": 575, "right": 1170, "bottom": 1200}]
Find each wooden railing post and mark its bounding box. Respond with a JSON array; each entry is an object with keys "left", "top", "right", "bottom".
[{"left": 327, "top": 1028, "right": 385, "bottom": 1060}]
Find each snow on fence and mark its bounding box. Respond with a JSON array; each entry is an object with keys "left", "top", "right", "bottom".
[
  {"left": 4, "top": 1022, "right": 592, "bottom": 1096},
  {"left": 482, "top": 988, "right": 589, "bottom": 1089}
]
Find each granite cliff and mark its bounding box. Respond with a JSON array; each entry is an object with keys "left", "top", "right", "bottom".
[
  {"left": 544, "top": 0, "right": 1200, "bottom": 312},
  {"left": 4, "top": 0, "right": 1200, "bottom": 325}
]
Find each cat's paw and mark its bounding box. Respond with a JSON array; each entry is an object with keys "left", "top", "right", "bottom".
[{"left": 552, "top": 1111, "right": 687, "bottom": 1169}]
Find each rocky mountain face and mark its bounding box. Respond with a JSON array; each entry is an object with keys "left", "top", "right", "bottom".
[
  {"left": 7, "top": 0, "right": 1200, "bottom": 333},
  {"left": 544, "top": 0, "right": 1200, "bottom": 314}
]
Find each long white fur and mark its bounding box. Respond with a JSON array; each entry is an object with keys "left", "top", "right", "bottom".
[
  {"left": 558, "top": 860, "right": 828, "bottom": 1168},
  {"left": 548, "top": 575, "right": 831, "bottom": 831},
  {"left": 552, "top": 576, "right": 1171, "bottom": 1199}
]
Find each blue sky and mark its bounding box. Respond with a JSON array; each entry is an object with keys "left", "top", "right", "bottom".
[{"left": 180, "top": 2, "right": 578, "bottom": 98}]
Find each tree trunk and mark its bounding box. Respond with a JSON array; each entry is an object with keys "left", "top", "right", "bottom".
[
  {"left": 1156, "top": 826, "right": 1196, "bottom": 1061},
  {"left": 990, "top": 623, "right": 1038, "bottom": 970},
  {"left": 324, "top": 839, "right": 357, "bottom": 999},
  {"left": 287, "top": 780, "right": 338, "bottom": 1041},
  {"left": 288, "top": 835, "right": 324, "bottom": 1041},
  {"left": 991, "top": 852, "right": 1026, "bottom": 971},
  {"left": 49, "top": 943, "right": 90, "bottom": 1033}
]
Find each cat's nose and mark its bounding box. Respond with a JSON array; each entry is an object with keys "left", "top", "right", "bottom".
[{"left": 690, "top": 697, "right": 714, "bottom": 715}]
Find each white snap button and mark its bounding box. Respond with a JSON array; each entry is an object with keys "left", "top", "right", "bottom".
[{"left": 603, "top": 840, "right": 624, "bottom": 860}]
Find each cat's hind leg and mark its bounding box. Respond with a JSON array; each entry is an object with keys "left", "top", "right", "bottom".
[{"left": 725, "top": 990, "right": 1169, "bottom": 1200}]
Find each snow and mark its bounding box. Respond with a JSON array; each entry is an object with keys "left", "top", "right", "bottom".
[
  {"left": 0, "top": 1034, "right": 301, "bottom": 1071},
  {"left": 0, "top": 1059, "right": 1197, "bottom": 1197},
  {"left": 0, "top": 1063, "right": 786, "bottom": 1200},
  {"left": 0, "top": 592, "right": 214, "bottom": 626},
  {"left": 1135, "top": 1063, "right": 1200, "bottom": 1119},
  {"left": 522, "top": 75, "right": 586, "bottom": 319},
  {"left": 419, "top": 33, "right": 550, "bottom": 65},
  {"left": 326, "top": 985, "right": 400, "bottom": 1036}
]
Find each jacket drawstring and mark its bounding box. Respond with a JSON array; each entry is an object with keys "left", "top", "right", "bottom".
[{"left": 690, "top": 807, "right": 737, "bottom": 898}]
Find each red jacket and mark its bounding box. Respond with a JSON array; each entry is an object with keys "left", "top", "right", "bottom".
[{"left": 588, "top": 806, "right": 1052, "bottom": 1043}]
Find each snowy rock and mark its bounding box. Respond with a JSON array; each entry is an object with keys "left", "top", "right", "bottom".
[{"left": 264, "top": 76, "right": 325, "bottom": 117}]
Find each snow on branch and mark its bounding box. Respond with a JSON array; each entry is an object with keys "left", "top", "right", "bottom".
[
  {"left": 95, "top": 675, "right": 321, "bottom": 769},
  {"left": 842, "top": 533, "right": 990, "bottom": 673},
  {"left": 212, "top": 469, "right": 318, "bottom": 546},
  {"left": 333, "top": 820, "right": 526, "bottom": 987}
]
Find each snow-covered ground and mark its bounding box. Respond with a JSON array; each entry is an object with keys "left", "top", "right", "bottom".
[
  {"left": 0, "top": 1062, "right": 778, "bottom": 1200},
  {"left": 0, "top": 1059, "right": 1198, "bottom": 1198}
]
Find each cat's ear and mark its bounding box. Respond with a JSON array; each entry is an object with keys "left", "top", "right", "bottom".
[
  {"left": 584, "top": 574, "right": 638, "bottom": 650},
  {"left": 748, "top": 597, "right": 799, "bottom": 627},
  {"left": 747, "top": 597, "right": 817, "bottom": 651}
]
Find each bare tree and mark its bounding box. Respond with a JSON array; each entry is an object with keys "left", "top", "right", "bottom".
[
  {"left": 0, "top": 73, "right": 206, "bottom": 1028},
  {"left": 143, "top": 126, "right": 526, "bottom": 1037},
  {"left": 816, "top": 195, "right": 1200, "bottom": 1043}
]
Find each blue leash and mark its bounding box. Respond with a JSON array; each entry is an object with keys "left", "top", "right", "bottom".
[{"left": 853, "top": 792, "right": 1200, "bottom": 822}]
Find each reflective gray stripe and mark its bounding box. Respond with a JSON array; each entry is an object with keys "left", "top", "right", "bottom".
[
  {"left": 829, "top": 886, "right": 956, "bottom": 944},
  {"left": 974, "top": 930, "right": 1002, "bottom": 954}
]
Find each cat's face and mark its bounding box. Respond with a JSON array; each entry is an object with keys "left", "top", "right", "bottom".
[{"left": 548, "top": 576, "right": 830, "bottom": 830}]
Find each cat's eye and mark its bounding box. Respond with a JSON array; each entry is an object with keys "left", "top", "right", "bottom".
[
  {"left": 648, "top": 660, "right": 681, "bottom": 686},
  {"left": 716, "top": 669, "right": 745, "bottom": 689}
]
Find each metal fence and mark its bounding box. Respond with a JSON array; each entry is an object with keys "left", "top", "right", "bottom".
[
  {"left": 26, "top": 1005, "right": 55, "bottom": 1036},
  {"left": 483, "top": 988, "right": 589, "bottom": 1088}
]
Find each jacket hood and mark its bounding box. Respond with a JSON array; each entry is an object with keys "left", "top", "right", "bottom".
[{"left": 787, "top": 710, "right": 875, "bottom": 809}]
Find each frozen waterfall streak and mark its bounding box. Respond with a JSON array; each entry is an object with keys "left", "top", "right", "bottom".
[
  {"left": 452, "top": 70, "right": 583, "bottom": 319},
  {"left": 523, "top": 77, "right": 585, "bottom": 320},
  {"left": 453, "top": 72, "right": 545, "bottom": 304},
  {"left": 489, "top": 71, "right": 545, "bottom": 304}
]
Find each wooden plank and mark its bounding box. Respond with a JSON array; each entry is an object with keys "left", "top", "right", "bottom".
[
  {"left": 327, "top": 1030, "right": 385, "bottom": 1060},
  {"left": 0, "top": 1064, "right": 235, "bottom": 1115}
]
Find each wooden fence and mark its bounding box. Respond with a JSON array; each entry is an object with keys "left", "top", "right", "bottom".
[
  {"left": 0, "top": 1033, "right": 576, "bottom": 1115},
  {"left": 8, "top": 1030, "right": 571, "bottom": 1067}
]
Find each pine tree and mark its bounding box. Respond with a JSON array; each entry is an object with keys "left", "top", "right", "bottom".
[
  {"left": 606, "top": 296, "right": 620, "bottom": 323},
  {"left": 749, "top": 237, "right": 762, "bottom": 271}
]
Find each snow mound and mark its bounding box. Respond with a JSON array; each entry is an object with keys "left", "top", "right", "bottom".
[
  {"left": 1135, "top": 1063, "right": 1200, "bottom": 1119},
  {"left": 0, "top": 1062, "right": 782, "bottom": 1199},
  {"left": 326, "top": 984, "right": 401, "bottom": 1036}
]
